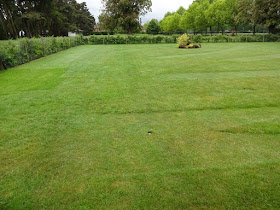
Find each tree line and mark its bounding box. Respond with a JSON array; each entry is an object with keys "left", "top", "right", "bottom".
[
  {"left": 145, "top": 0, "right": 280, "bottom": 35},
  {"left": 98, "top": 0, "right": 152, "bottom": 34},
  {"left": 0, "top": 0, "right": 95, "bottom": 40}
]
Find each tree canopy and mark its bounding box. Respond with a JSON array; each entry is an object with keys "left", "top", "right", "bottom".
[
  {"left": 99, "top": 0, "right": 152, "bottom": 34},
  {"left": 237, "top": 0, "right": 280, "bottom": 34},
  {"left": 0, "top": 0, "right": 95, "bottom": 39},
  {"left": 146, "top": 19, "right": 161, "bottom": 34},
  {"left": 158, "top": 0, "right": 279, "bottom": 34}
]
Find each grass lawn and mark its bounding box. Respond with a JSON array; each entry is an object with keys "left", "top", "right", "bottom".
[{"left": 0, "top": 43, "right": 280, "bottom": 209}]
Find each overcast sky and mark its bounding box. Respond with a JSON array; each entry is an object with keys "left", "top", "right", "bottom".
[{"left": 76, "top": 0, "right": 195, "bottom": 23}]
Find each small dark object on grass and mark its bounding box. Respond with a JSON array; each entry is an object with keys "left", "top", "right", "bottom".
[{"left": 148, "top": 131, "right": 153, "bottom": 135}]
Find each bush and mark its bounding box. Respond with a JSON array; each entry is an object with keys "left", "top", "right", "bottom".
[
  {"left": 1, "top": 33, "right": 280, "bottom": 69},
  {"left": 0, "top": 35, "right": 84, "bottom": 68},
  {"left": 192, "top": 34, "right": 203, "bottom": 43},
  {"left": 177, "top": 34, "right": 201, "bottom": 49},
  {"left": 146, "top": 19, "right": 161, "bottom": 35},
  {"left": 92, "top": 32, "right": 114, "bottom": 35},
  {"left": 177, "top": 34, "right": 191, "bottom": 48}
]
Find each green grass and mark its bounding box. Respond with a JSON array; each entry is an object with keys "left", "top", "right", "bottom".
[{"left": 0, "top": 43, "right": 280, "bottom": 209}]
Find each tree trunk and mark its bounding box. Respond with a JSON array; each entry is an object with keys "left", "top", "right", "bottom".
[
  {"left": 0, "top": 58, "right": 6, "bottom": 70},
  {"left": 0, "top": 10, "right": 8, "bottom": 39},
  {"left": 253, "top": 25, "right": 256, "bottom": 36},
  {"left": 2, "top": 2, "right": 17, "bottom": 38},
  {"left": 210, "top": 26, "right": 212, "bottom": 36}
]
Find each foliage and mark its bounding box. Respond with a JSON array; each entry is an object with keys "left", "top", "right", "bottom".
[
  {"left": 164, "top": 11, "right": 174, "bottom": 18},
  {"left": 205, "top": 0, "right": 228, "bottom": 33},
  {"left": 1, "top": 33, "right": 280, "bottom": 69},
  {"left": 160, "top": 13, "right": 182, "bottom": 33},
  {"left": 0, "top": 36, "right": 84, "bottom": 68},
  {"left": 177, "top": 34, "right": 192, "bottom": 48},
  {"left": 177, "top": 33, "right": 201, "bottom": 48},
  {"left": 176, "top": 6, "right": 186, "bottom": 15},
  {"left": 237, "top": 0, "right": 280, "bottom": 34},
  {"left": 180, "top": 2, "right": 199, "bottom": 33},
  {"left": 192, "top": 34, "right": 203, "bottom": 43},
  {"left": 162, "top": 0, "right": 279, "bottom": 35},
  {"left": 100, "top": 0, "right": 152, "bottom": 34},
  {"left": 0, "top": 0, "right": 95, "bottom": 39},
  {"left": 146, "top": 19, "right": 161, "bottom": 34},
  {"left": 195, "top": 0, "right": 210, "bottom": 32},
  {"left": 255, "top": 0, "right": 280, "bottom": 33}
]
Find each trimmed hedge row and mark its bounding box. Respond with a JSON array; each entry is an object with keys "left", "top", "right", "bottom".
[
  {"left": 1, "top": 34, "right": 280, "bottom": 69},
  {"left": 0, "top": 36, "right": 84, "bottom": 68},
  {"left": 84, "top": 34, "right": 280, "bottom": 45},
  {"left": 192, "top": 34, "right": 280, "bottom": 43},
  {"left": 85, "top": 35, "right": 179, "bottom": 45}
]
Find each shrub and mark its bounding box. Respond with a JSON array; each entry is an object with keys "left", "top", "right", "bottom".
[
  {"left": 1, "top": 33, "right": 279, "bottom": 69},
  {"left": 177, "top": 34, "right": 192, "bottom": 48},
  {"left": 146, "top": 19, "right": 161, "bottom": 35},
  {"left": 193, "top": 34, "right": 203, "bottom": 43},
  {"left": 0, "top": 35, "right": 84, "bottom": 68},
  {"left": 177, "top": 34, "right": 201, "bottom": 49}
]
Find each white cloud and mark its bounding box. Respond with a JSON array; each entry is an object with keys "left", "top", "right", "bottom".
[{"left": 77, "top": 0, "right": 194, "bottom": 23}]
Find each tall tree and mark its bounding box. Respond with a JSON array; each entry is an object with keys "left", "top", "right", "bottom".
[
  {"left": 237, "top": 0, "right": 280, "bottom": 34},
  {"left": 146, "top": 19, "right": 161, "bottom": 34},
  {"left": 0, "top": 0, "right": 18, "bottom": 39},
  {"left": 206, "top": 0, "right": 227, "bottom": 34},
  {"left": 180, "top": 2, "right": 199, "bottom": 34},
  {"left": 161, "top": 13, "right": 182, "bottom": 33},
  {"left": 254, "top": 0, "right": 280, "bottom": 34},
  {"left": 195, "top": 0, "right": 210, "bottom": 34},
  {"left": 100, "top": 0, "right": 152, "bottom": 34},
  {"left": 225, "top": 0, "right": 238, "bottom": 31},
  {"left": 0, "top": 0, "right": 95, "bottom": 39},
  {"left": 176, "top": 6, "right": 186, "bottom": 16},
  {"left": 236, "top": 0, "right": 258, "bottom": 35}
]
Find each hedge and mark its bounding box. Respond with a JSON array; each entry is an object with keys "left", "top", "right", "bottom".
[
  {"left": 1, "top": 34, "right": 280, "bottom": 69},
  {"left": 0, "top": 36, "right": 84, "bottom": 69}
]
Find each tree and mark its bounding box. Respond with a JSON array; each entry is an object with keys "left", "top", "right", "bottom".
[
  {"left": 164, "top": 11, "right": 174, "bottom": 18},
  {"left": 195, "top": 0, "right": 210, "bottom": 34},
  {"left": 205, "top": 0, "right": 227, "bottom": 34},
  {"left": 176, "top": 6, "right": 186, "bottom": 15},
  {"left": 180, "top": 2, "right": 199, "bottom": 34},
  {"left": 224, "top": 0, "right": 238, "bottom": 32},
  {"left": 146, "top": 19, "right": 160, "bottom": 34},
  {"left": 236, "top": 0, "right": 258, "bottom": 35},
  {"left": 0, "top": 0, "right": 95, "bottom": 39},
  {"left": 0, "top": 0, "right": 18, "bottom": 39},
  {"left": 254, "top": 0, "right": 280, "bottom": 34},
  {"left": 100, "top": 0, "right": 152, "bottom": 34},
  {"left": 161, "top": 13, "right": 182, "bottom": 33}
]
